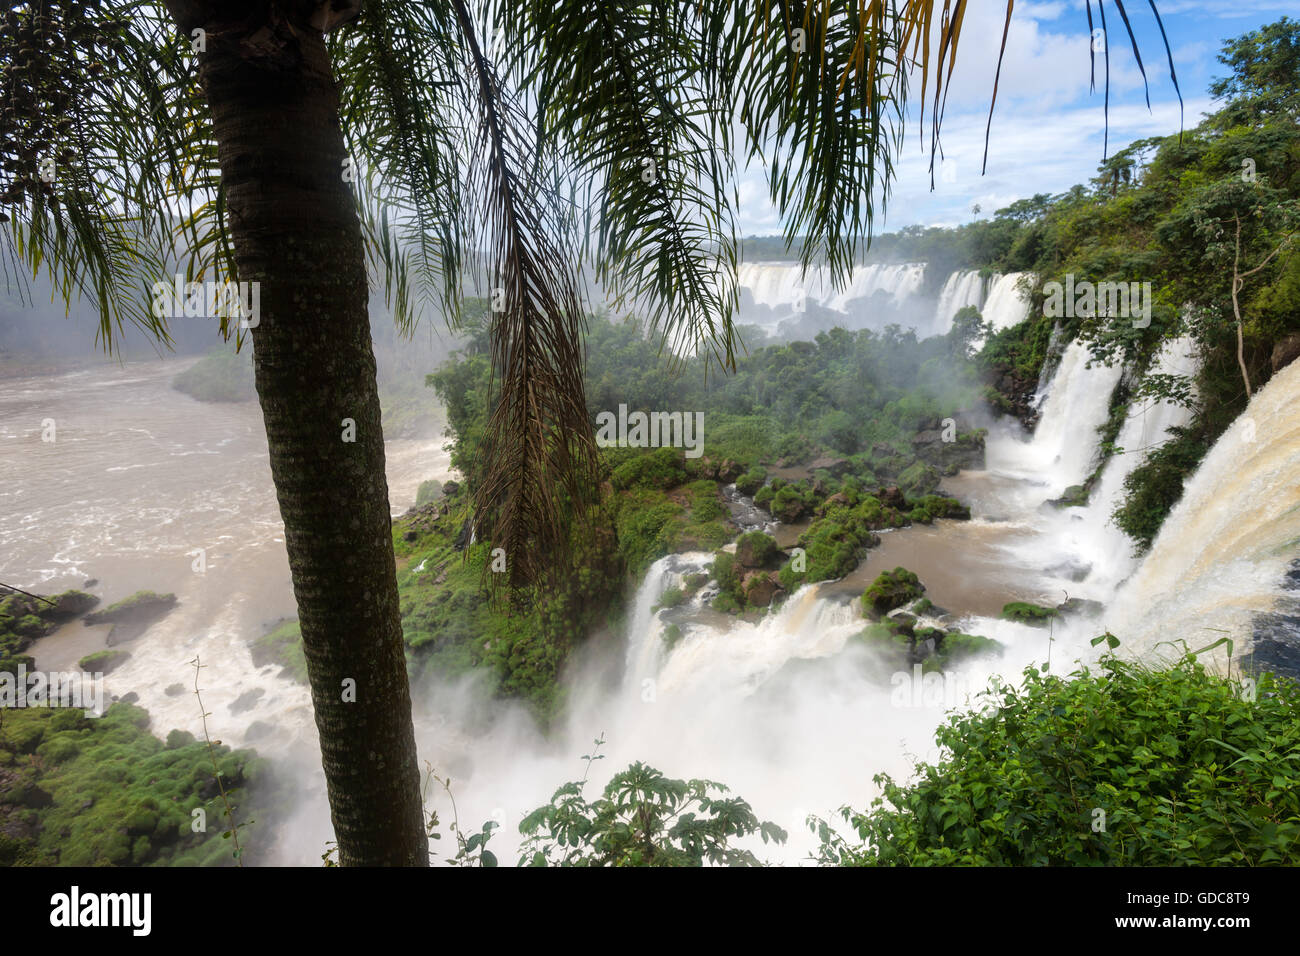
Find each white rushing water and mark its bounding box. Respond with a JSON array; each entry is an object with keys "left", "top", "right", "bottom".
[
  {"left": 984, "top": 340, "right": 1125, "bottom": 501},
  {"left": 732, "top": 263, "right": 1030, "bottom": 344},
  {"left": 934, "top": 269, "right": 988, "bottom": 336},
  {"left": 1105, "top": 356, "right": 1300, "bottom": 665},
  {"left": 981, "top": 273, "right": 1034, "bottom": 333}
]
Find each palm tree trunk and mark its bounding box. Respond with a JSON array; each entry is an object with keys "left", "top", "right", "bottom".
[{"left": 167, "top": 2, "right": 428, "bottom": 866}]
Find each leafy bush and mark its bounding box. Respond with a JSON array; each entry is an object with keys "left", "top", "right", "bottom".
[
  {"left": 519, "top": 756, "right": 787, "bottom": 866},
  {"left": 816, "top": 653, "right": 1300, "bottom": 865}
]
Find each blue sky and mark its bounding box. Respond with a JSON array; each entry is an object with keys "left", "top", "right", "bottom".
[{"left": 734, "top": 1, "right": 1295, "bottom": 236}]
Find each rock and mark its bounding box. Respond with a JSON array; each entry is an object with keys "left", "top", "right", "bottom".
[
  {"left": 717, "top": 459, "right": 743, "bottom": 482},
  {"left": 877, "top": 485, "right": 906, "bottom": 510},
  {"left": 911, "top": 429, "right": 944, "bottom": 447},
  {"left": 442, "top": 480, "right": 460, "bottom": 496},
  {"left": 807, "top": 456, "right": 851, "bottom": 477},
  {"left": 1272, "top": 332, "right": 1300, "bottom": 372},
  {"left": 82, "top": 579, "right": 98, "bottom": 589},
  {"left": 736, "top": 533, "right": 777, "bottom": 569},
  {"left": 164, "top": 683, "right": 185, "bottom": 697},
  {"left": 229, "top": 687, "right": 265, "bottom": 715},
  {"left": 1057, "top": 597, "right": 1105, "bottom": 617},
  {"left": 773, "top": 495, "right": 806, "bottom": 524},
  {"left": 244, "top": 720, "right": 273, "bottom": 742},
  {"left": 84, "top": 591, "right": 177, "bottom": 646},
  {"left": 403, "top": 530, "right": 418, "bottom": 542},
  {"left": 1045, "top": 485, "right": 1088, "bottom": 509},
  {"left": 887, "top": 611, "right": 918, "bottom": 635},
  {"left": 696, "top": 457, "right": 720, "bottom": 480},
  {"left": 817, "top": 492, "right": 852, "bottom": 515},
  {"left": 742, "top": 571, "right": 782, "bottom": 608},
  {"left": 119, "top": 691, "right": 139, "bottom": 705}
]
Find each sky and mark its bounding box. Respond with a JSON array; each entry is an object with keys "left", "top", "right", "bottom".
[{"left": 733, "top": 1, "right": 1295, "bottom": 236}]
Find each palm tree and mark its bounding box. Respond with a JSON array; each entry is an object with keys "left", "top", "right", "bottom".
[{"left": 1, "top": 0, "right": 1175, "bottom": 865}]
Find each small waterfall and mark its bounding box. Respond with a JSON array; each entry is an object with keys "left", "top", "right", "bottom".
[
  {"left": 982, "top": 272, "right": 1033, "bottom": 333},
  {"left": 624, "top": 553, "right": 714, "bottom": 684},
  {"left": 1105, "top": 357, "right": 1300, "bottom": 665},
  {"left": 934, "top": 270, "right": 987, "bottom": 336},
  {"left": 985, "top": 340, "right": 1124, "bottom": 498},
  {"left": 1050, "top": 337, "right": 1201, "bottom": 596}
]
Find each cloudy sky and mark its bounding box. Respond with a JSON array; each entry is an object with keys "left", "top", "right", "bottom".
[{"left": 733, "top": 1, "right": 1294, "bottom": 235}]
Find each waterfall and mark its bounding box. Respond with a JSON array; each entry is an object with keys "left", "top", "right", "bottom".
[
  {"left": 985, "top": 340, "right": 1124, "bottom": 499},
  {"left": 736, "top": 262, "right": 927, "bottom": 312},
  {"left": 1041, "top": 337, "right": 1201, "bottom": 597},
  {"left": 982, "top": 272, "right": 1033, "bottom": 333},
  {"left": 735, "top": 262, "right": 934, "bottom": 339},
  {"left": 934, "top": 269, "right": 987, "bottom": 336},
  {"left": 1105, "top": 357, "right": 1300, "bottom": 665},
  {"left": 624, "top": 552, "right": 714, "bottom": 684}
]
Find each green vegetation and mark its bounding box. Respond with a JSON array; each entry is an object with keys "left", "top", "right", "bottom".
[
  {"left": 250, "top": 620, "right": 308, "bottom": 685},
  {"left": 862, "top": 568, "right": 924, "bottom": 620},
  {"left": 1113, "top": 428, "right": 1210, "bottom": 548},
  {"left": 415, "top": 479, "right": 443, "bottom": 507},
  {"left": 1000, "top": 602, "right": 1060, "bottom": 626},
  {"left": 518, "top": 755, "right": 787, "bottom": 867},
  {"left": 172, "top": 345, "right": 255, "bottom": 403},
  {"left": 76, "top": 650, "right": 131, "bottom": 675},
  {"left": 816, "top": 653, "right": 1300, "bottom": 865},
  {"left": 83, "top": 590, "right": 176, "bottom": 624},
  {"left": 0, "top": 702, "right": 273, "bottom": 866}
]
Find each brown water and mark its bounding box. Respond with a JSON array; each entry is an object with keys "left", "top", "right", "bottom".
[{"left": 0, "top": 357, "right": 452, "bottom": 748}]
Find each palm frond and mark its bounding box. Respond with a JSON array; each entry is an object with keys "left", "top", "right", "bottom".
[{"left": 455, "top": 0, "right": 599, "bottom": 592}]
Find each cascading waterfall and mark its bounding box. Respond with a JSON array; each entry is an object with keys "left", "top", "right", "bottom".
[
  {"left": 934, "top": 269, "right": 987, "bottom": 336},
  {"left": 984, "top": 340, "right": 1124, "bottom": 501},
  {"left": 981, "top": 272, "right": 1033, "bottom": 333},
  {"left": 736, "top": 262, "right": 927, "bottom": 313},
  {"left": 1104, "top": 357, "right": 1300, "bottom": 665},
  {"left": 1061, "top": 336, "right": 1201, "bottom": 595}
]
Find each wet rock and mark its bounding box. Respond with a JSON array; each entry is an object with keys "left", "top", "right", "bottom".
[
  {"left": 877, "top": 485, "right": 906, "bottom": 510},
  {"left": 1272, "top": 332, "right": 1300, "bottom": 373},
  {"left": 717, "top": 459, "right": 743, "bottom": 482},
  {"left": 442, "top": 480, "right": 460, "bottom": 496},
  {"left": 807, "top": 456, "right": 851, "bottom": 477},
  {"left": 742, "top": 571, "right": 782, "bottom": 608},
  {"left": 1056, "top": 597, "right": 1105, "bottom": 617},
  {"left": 228, "top": 687, "right": 265, "bottom": 715},
  {"left": 84, "top": 591, "right": 177, "bottom": 646},
  {"left": 164, "top": 683, "right": 185, "bottom": 697}
]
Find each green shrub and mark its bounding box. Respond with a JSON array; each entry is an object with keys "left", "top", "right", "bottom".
[
  {"left": 735, "top": 467, "right": 767, "bottom": 497},
  {"left": 862, "top": 568, "right": 924, "bottom": 619},
  {"left": 415, "top": 479, "right": 444, "bottom": 507},
  {"left": 817, "top": 655, "right": 1300, "bottom": 865},
  {"left": 1000, "top": 602, "right": 1059, "bottom": 625}
]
